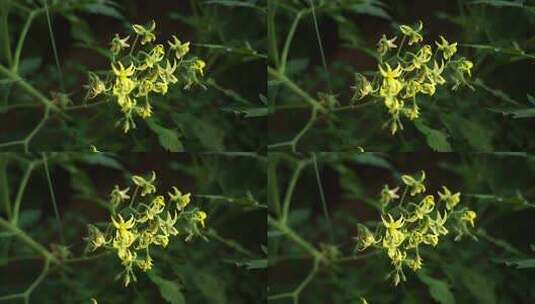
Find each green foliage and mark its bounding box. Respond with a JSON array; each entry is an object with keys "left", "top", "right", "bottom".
[
  {"left": 0, "top": 152, "right": 266, "bottom": 303},
  {"left": 0, "top": 0, "right": 266, "bottom": 151},
  {"left": 268, "top": 0, "right": 535, "bottom": 151},
  {"left": 268, "top": 152, "right": 535, "bottom": 303}
]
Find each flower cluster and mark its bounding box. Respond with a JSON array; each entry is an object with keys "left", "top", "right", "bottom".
[
  {"left": 355, "top": 170, "right": 477, "bottom": 286},
  {"left": 86, "top": 20, "right": 206, "bottom": 133},
  {"left": 351, "top": 21, "right": 474, "bottom": 134},
  {"left": 86, "top": 171, "right": 207, "bottom": 286}
]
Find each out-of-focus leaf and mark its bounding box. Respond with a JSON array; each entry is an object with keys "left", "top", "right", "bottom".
[
  {"left": 417, "top": 271, "right": 455, "bottom": 304},
  {"left": 78, "top": 154, "right": 123, "bottom": 170},
  {"left": 414, "top": 120, "right": 452, "bottom": 152},
  {"left": 192, "top": 271, "right": 227, "bottom": 304},
  {"left": 147, "top": 119, "right": 184, "bottom": 152},
  {"left": 504, "top": 258, "right": 535, "bottom": 269},
  {"left": 349, "top": 0, "right": 391, "bottom": 20},
  {"left": 82, "top": 3, "right": 125, "bottom": 20},
  {"left": 148, "top": 271, "right": 186, "bottom": 304},
  {"left": 172, "top": 114, "right": 225, "bottom": 151}
]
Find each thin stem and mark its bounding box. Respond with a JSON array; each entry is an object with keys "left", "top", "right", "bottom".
[
  {"left": 0, "top": 65, "right": 59, "bottom": 111},
  {"left": 312, "top": 153, "right": 333, "bottom": 242},
  {"left": 0, "top": 2, "right": 12, "bottom": 66},
  {"left": 13, "top": 10, "right": 42, "bottom": 72},
  {"left": 0, "top": 218, "right": 59, "bottom": 264},
  {"left": 281, "top": 161, "right": 306, "bottom": 223},
  {"left": 12, "top": 161, "right": 37, "bottom": 225},
  {"left": 268, "top": 66, "right": 325, "bottom": 112},
  {"left": 268, "top": 216, "right": 325, "bottom": 262},
  {"left": 42, "top": 153, "right": 65, "bottom": 245},
  {"left": 267, "top": 0, "right": 280, "bottom": 67},
  {"left": 0, "top": 158, "right": 11, "bottom": 219},
  {"left": 268, "top": 158, "right": 281, "bottom": 217},
  {"left": 23, "top": 106, "right": 51, "bottom": 152},
  {"left": 280, "top": 11, "right": 304, "bottom": 73}
]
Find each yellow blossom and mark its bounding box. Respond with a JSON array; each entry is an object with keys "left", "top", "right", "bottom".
[
  {"left": 132, "top": 20, "right": 156, "bottom": 45},
  {"left": 400, "top": 21, "right": 423, "bottom": 45}
]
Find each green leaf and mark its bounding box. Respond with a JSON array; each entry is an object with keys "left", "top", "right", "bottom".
[
  {"left": 234, "top": 259, "right": 267, "bottom": 270},
  {"left": 83, "top": 3, "right": 125, "bottom": 20},
  {"left": 172, "top": 114, "right": 225, "bottom": 151},
  {"left": 417, "top": 271, "right": 455, "bottom": 304},
  {"left": 147, "top": 119, "right": 184, "bottom": 152},
  {"left": 192, "top": 271, "right": 227, "bottom": 304},
  {"left": 414, "top": 120, "right": 452, "bottom": 152},
  {"left": 148, "top": 271, "right": 186, "bottom": 304},
  {"left": 458, "top": 267, "right": 496, "bottom": 304},
  {"left": 441, "top": 114, "right": 493, "bottom": 151},
  {"left": 350, "top": 1, "right": 391, "bottom": 20},
  {"left": 504, "top": 258, "right": 535, "bottom": 269}
]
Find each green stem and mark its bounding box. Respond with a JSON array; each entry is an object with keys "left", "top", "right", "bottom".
[
  {"left": 267, "top": 0, "right": 280, "bottom": 67},
  {"left": 0, "top": 158, "right": 10, "bottom": 219},
  {"left": 280, "top": 11, "right": 304, "bottom": 74},
  {"left": 268, "top": 66, "right": 325, "bottom": 112},
  {"left": 0, "top": 217, "right": 59, "bottom": 264},
  {"left": 281, "top": 161, "right": 306, "bottom": 223},
  {"left": 0, "top": 64, "right": 59, "bottom": 111},
  {"left": 0, "top": 1, "right": 12, "bottom": 66},
  {"left": 12, "top": 10, "right": 42, "bottom": 72},
  {"left": 12, "top": 161, "right": 36, "bottom": 226},
  {"left": 268, "top": 216, "right": 325, "bottom": 262}
]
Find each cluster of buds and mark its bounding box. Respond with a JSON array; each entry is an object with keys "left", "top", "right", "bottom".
[
  {"left": 86, "top": 20, "right": 206, "bottom": 133},
  {"left": 86, "top": 171, "right": 207, "bottom": 286},
  {"left": 352, "top": 21, "right": 474, "bottom": 134},
  {"left": 355, "top": 170, "right": 477, "bottom": 286}
]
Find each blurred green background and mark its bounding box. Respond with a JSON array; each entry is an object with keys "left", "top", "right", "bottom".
[
  {"left": 268, "top": 0, "right": 535, "bottom": 151},
  {"left": 0, "top": 152, "right": 266, "bottom": 303},
  {"left": 268, "top": 152, "right": 535, "bottom": 303},
  {"left": 0, "top": 0, "right": 266, "bottom": 151}
]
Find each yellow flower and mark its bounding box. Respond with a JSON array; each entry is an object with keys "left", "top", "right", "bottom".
[
  {"left": 435, "top": 36, "right": 457, "bottom": 60},
  {"left": 425, "top": 60, "right": 446, "bottom": 85},
  {"left": 86, "top": 72, "right": 108, "bottom": 99},
  {"left": 110, "top": 34, "right": 130, "bottom": 55},
  {"left": 132, "top": 20, "right": 156, "bottom": 45},
  {"left": 420, "top": 83, "right": 436, "bottom": 96},
  {"left": 406, "top": 255, "right": 423, "bottom": 271},
  {"left": 87, "top": 225, "right": 108, "bottom": 251},
  {"left": 438, "top": 186, "right": 461, "bottom": 210},
  {"left": 401, "top": 80, "right": 421, "bottom": 99},
  {"left": 192, "top": 59, "right": 206, "bottom": 76},
  {"left": 157, "top": 60, "right": 178, "bottom": 84},
  {"left": 136, "top": 256, "right": 153, "bottom": 272},
  {"left": 457, "top": 58, "right": 474, "bottom": 77},
  {"left": 193, "top": 210, "right": 207, "bottom": 228},
  {"left": 168, "top": 186, "right": 191, "bottom": 210},
  {"left": 132, "top": 171, "right": 157, "bottom": 196},
  {"left": 111, "top": 214, "right": 135, "bottom": 231},
  {"left": 168, "top": 35, "right": 190, "bottom": 59},
  {"left": 404, "top": 103, "right": 420, "bottom": 120},
  {"left": 355, "top": 223, "right": 377, "bottom": 251},
  {"left": 401, "top": 171, "right": 426, "bottom": 196},
  {"left": 377, "top": 34, "right": 398, "bottom": 56},
  {"left": 110, "top": 185, "right": 131, "bottom": 206},
  {"left": 112, "top": 62, "right": 135, "bottom": 78},
  {"left": 380, "top": 185, "right": 400, "bottom": 205},
  {"left": 382, "top": 213, "right": 405, "bottom": 230},
  {"left": 379, "top": 63, "right": 403, "bottom": 79},
  {"left": 399, "top": 21, "right": 423, "bottom": 45},
  {"left": 461, "top": 210, "right": 477, "bottom": 227},
  {"left": 136, "top": 103, "right": 152, "bottom": 119}
]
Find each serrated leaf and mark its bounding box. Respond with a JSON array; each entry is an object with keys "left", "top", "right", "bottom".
[
  {"left": 147, "top": 120, "right": 184, "bottom": 152},
  {"left": 414, "top": 120, "right": 452, "bottom": 152},
  {"left": 418, "top": 271, "right": 455, "bottom": 304},
  {"left": 83, "top": 3, "right": 125, "bottom": 20},
  {"left": 192, "top": 271, "right": 227, "bottom": 304},
  {"left": 148, "top": 272, "right": 186, "bottom": 304}
]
